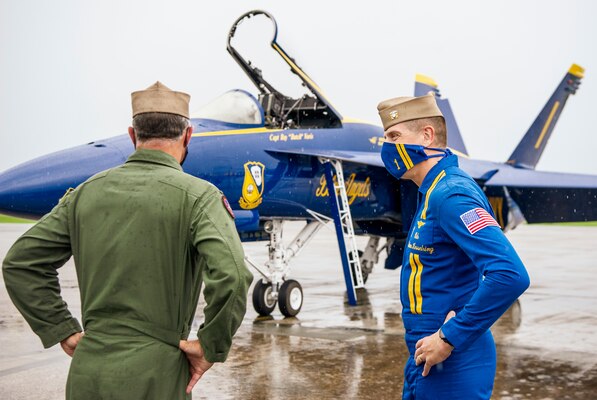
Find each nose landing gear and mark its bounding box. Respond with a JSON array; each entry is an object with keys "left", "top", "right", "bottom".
[{"left": 246, "top": 218, "right": 323, "bottom": 318}]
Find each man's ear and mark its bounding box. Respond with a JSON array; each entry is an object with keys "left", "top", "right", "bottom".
[
  {"left": 128, "top": 127, "right": 137, "bottom": 148},
  {"left": 422, "top": 125, "right": 435, "bottom": 147},
  {"left": 183, "top": 126, "right": 193, "bottom": 147}
]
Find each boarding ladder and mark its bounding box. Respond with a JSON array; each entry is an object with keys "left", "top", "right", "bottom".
[{"left": 319, "top": 158, "right": 364, "bottom": 306}]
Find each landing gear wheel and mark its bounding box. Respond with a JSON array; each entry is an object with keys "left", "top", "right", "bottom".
[
  {"left": 278, "top": 279, "right": 303, "bottom": 317},
  {"left": 252, "top": 280, "right": 276, "bottom": 316}
]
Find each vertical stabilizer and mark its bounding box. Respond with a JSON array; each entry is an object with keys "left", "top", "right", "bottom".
[
  {"left": 415, "top": 74, "right": 469, "bottom": 156},
  {"left": 507, "top": 64, "right": 584, "bottom": 169}
]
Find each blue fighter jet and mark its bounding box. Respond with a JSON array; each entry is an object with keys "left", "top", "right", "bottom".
[{"left": 0, "top": 10, "right": 595, "bottom": 317}]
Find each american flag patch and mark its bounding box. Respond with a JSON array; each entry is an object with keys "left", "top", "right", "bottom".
[{"left": 459, "top": 208, "right": 500, "bottom": 234}]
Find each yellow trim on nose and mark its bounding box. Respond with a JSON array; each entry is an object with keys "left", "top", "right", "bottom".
[
  {"left": 421, "top": 170, "right": 446, "bottom": 220},
  {"left": 396, "top": 144, "right": 414, "bottom": 169}
]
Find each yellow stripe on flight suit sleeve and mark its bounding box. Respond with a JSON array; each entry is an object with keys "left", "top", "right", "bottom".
[
  {"left": 408, "top": 253, "right": 425, "bottom": 314},
  {"left": 408, "top": 253, "right": 417, "bottom": 314},
  {"left": 413, "top": 254, "right": 424, "bottom": 314}
]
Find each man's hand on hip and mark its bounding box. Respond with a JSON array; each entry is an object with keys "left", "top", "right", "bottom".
[
  {"left": 414, "top": 310, "right": 456, "bottom": 377},
  {"left": 60, "top": 332, "right": 83, "bottom": 357},
  {"left": 179, "top": 339, "right": 214, "bottom": 394}
]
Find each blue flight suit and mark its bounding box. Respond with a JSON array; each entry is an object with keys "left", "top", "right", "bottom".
[{"left": 400, "top": 153, "right": 530, "bottom": 399}]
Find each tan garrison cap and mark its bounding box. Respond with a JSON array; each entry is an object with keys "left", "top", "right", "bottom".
[
  {"left": 377, "top": 93, "right": 443, "bottom": 131},
  {"left": 131, "top": 81, "right": 190, "bottom": 119}
]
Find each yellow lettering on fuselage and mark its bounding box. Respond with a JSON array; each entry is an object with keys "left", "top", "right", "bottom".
[{"left": 315, "top": 173, "right": 371, "bottom": 205}]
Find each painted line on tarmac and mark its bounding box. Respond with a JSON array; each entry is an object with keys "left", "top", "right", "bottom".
[{"left": 0, "top": 354, "right": 65, "bottom": 377}]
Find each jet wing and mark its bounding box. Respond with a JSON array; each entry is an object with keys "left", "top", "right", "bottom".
[
  {"left": 267, "top": 149, "right": 508, "bottom": 184},
  {"left": 485, "top": 166, "right": 597, "bottom": 188},
  {"left": 267, "top": 148, "right": 596, "bottom": 223},
  {"left": 484, "top": 167, "right": 597, "bottom": 223}
]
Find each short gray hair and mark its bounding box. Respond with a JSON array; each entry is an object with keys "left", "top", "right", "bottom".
[
  {"left": 404, "top": 116, "right": 447, "bottom": 147},
  {"left": 132, "top": 112, "right": 190, "bottom": 141}
]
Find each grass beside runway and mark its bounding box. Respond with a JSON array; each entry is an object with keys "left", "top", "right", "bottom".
[
  {"left": 0, "top": 214, "right": 34, "bottom": 223},
  {"left": 543, "top": 221, "right": 597, "bottom": 227}
]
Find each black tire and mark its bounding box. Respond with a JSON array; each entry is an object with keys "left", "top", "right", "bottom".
[
  {"left": 278, "top": 279, "right": 303, "bottom": 317},
  {"left": 252, "top": 280, "right": 276, "bottom": 316}
]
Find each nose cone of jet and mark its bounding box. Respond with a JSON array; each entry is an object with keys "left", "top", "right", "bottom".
[{"left": 0, "top": 136, "right": 133, "bottom": 219}]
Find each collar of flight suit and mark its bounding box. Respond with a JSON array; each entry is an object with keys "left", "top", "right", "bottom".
[
  {"left": 125, "top": 148, "right": 183, "bottom": 171},
  {"left": 418, "top": 153, "right": 459, "bottom": 195}
]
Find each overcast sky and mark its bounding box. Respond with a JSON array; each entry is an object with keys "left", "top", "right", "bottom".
[{"left": 1, "top": 0, "right": 596, "bottom": 175}]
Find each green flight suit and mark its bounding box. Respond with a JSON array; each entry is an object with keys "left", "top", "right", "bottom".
[{"left": 3, "top": 149, "right": 254, "bottom": 399}]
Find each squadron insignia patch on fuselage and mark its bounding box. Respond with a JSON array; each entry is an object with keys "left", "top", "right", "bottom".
[{"left": 239, "top": 161, "right": 265, "bottom": 210}]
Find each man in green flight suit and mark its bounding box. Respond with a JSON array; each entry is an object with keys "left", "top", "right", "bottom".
[{"left": 2, "top": 81, "right": 254, "bottom": 399}]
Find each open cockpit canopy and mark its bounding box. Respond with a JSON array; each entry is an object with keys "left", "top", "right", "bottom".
[{"left": 227, "top": 10, "right": 342, "bottom": 129}]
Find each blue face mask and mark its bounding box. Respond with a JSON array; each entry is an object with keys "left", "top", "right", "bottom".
[{"left": 381, "top": 142, "right": 448, "bottom": 180}]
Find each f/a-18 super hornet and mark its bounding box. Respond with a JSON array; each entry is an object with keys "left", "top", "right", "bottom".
[{"left": 0, "top": 10, "right": 593, "bottom": 317}]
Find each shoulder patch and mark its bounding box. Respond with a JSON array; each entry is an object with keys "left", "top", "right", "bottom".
[
  {"left": 222, "top": 195, "right": 235, "bottom": 219},
  {"left": 459, "top": 207, "right": 500, "bottom": 235}
]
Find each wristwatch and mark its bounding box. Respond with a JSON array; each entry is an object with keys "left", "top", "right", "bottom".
[{"left": 439, "top": 328, "right": 454, "bottom": 348}]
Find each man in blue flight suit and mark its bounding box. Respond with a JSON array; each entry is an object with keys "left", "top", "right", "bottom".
[{"left": 377, "top": 94, "right": 530, "bottom": 399}]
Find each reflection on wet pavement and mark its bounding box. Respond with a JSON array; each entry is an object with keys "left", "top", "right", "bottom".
[
  {"left": 194, "top": 303, "right": 597, "bottom": 400},
  {"left": 1, "top": 223, "right": 596, "bottom": 399}
]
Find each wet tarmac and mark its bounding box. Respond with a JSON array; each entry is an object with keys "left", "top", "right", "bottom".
[{"left": 1, "top": 222, "right": 596, "bottom": 399}]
